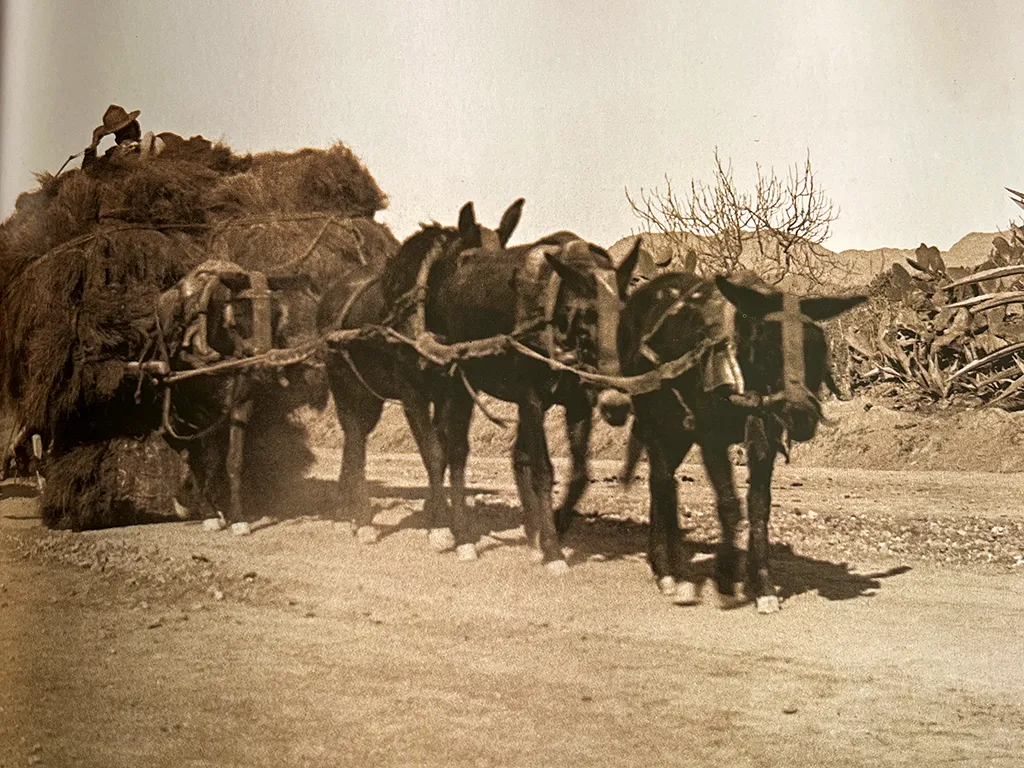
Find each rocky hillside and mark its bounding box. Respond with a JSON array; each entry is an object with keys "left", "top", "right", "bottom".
[{"left": 608, "top": 230, "right": 1010, "bottom": 287}]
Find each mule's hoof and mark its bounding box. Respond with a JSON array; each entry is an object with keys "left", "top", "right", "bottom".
[
  {"left": 428, "top": 528, "right": 456, "bottom": 553},
  {"left": 657, "top": 576, "right": 677, "bottom": 596},
  {"left": 756, "top": 595, "right": 781, "bottom": 614},
  {"left": 202, "top": 517, "right": 226, "bottom": 532},
  {"left": 545, "top": 559, "right": 569, "bottom": 575},
  {"left": 718, "top": 591, "right": 745, "bottom": 610},
  {"left": 455, "top": 543, "right": 478, "bottom": 562},
  {"left": 674, "top": 580, "right": 702, "bottom": 607},
  {"left": 356, "top": 526, "right": 379, "bottom": 545},
  {"left": 230, "top": 522, "right": 251, "bottom": 536}
]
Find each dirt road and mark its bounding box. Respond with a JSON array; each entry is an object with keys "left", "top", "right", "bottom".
[{"left": 1, "top": 453, "right": 1022, "bottom": 767}]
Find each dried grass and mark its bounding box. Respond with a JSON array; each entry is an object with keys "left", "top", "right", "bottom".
[
  {"left": 1, "top": 135, "right": 392, "bottom": 526},
  {"left": 41, "top": 433, "right": 190, "bottom": 530},
  {"left": 1, "top": 137, "right": 389, "bottom": 435}
]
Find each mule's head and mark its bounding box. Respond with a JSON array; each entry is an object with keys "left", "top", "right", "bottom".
[
  {"left": 715, "top": 273, "right": 866, "bottom": 442},
  {"left": 544, "top": 237, "right": 642, "bottom": 427}
]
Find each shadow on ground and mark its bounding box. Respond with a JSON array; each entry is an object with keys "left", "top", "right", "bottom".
[{"left": 360, "top": 481, "right": 911, "bottom": 605}]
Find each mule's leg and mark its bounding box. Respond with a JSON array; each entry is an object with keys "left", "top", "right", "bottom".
[
  {"left": 437, "top": 383, "right": 476, "bottom": 560},
  {"left": 397, "top": 382, "right": 455, "bottom": 554},
  {"left": 701, "top": 439, "right": 744, "bottom": 606},
  {"left": 226, "top": 397, "right": 253, "bottom": 529},
  {"left": 644, "top": 427, "right": 693, "bottom": 602},
  {"left": 334, "top": 389, "right": 384, "bottom": 536},
  {"left": 515, "top": 394, "right": 565, "bottom": 571},
  {"left": 555, "top": 397, "right": 592, "bottom": 536},
  {"left": 512, "top": 416, "right": 540, "bottom": 556},
  {"left": 745, "top": 416, "right": 780, "bottom": 614},
  {"left": 618, "top": 418, "right": 646, "bottom": 485}
]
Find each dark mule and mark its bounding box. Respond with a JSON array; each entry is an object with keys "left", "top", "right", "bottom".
[
  {"left": 613, "top": 271, "right": 865, "bottom": 611},
  {"left": 380, "top": 204, "right": 640, "bottom": 570},
  {"left": 315, "top": 200, "right": 523, "bottom": 547},
  {"left": 163, "top": 262, "right": 331, "bottom": 530}
]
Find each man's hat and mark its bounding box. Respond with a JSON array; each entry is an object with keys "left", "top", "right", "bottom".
[{"left": 96, "top": 104, "right": 140, "bottom": 137}]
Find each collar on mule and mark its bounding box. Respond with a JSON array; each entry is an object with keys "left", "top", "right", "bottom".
[{"left": 726, "top": 290, "right": 823, "bottom": 442}]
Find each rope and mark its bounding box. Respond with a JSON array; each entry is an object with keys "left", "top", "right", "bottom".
[
  {"left": 457, "top": 367, "right": 509, "bottom": 429},
  {"left": 255, "top": 215, "right": 345, "bottom": 277},
  {"left": 159, "top": 341, "right": 319, "bottom": 384},
  {"left": 161, "top": 386, "right": 232, "bottom": 442},
  {"left": 339, "top": 347, "right": 392, "bottom": 403}
]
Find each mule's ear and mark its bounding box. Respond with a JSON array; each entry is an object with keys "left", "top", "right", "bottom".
[
  {"left": 684, "top": 249, "right": 698, "bottom": 273},
  {"left": 714, "top": 275, "right": 780, "bottom": 317},
  {"left": 800, "top": 294, "right": 868, "bottom": 321},
  {"left": 616, "top": 238, "right": 643, "bottom": 298},
  {"left": 545, "top": 251, "right": 586, "bottom": 282},
  {"left": 458, "top": 201, "right": 481, "bottom": 246},
  {"left": 497, "top": 198, "right": 524, "bottom": 247}
]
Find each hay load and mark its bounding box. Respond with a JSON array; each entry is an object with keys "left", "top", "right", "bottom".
[{"left": 1, "top": 117, "right": 398, "bottom": 529}]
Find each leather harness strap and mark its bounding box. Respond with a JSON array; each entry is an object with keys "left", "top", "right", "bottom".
[
  {"left": 764, "top": 293, "right": 814, "bottom": 408},
  {"left": 594, "top": 267, "right": 623, "bottom": 377},
  {"left": 541, "top": 267, "right": 561, "bottom": 361}
]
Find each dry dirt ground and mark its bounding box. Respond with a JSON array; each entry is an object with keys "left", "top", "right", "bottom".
[{"left": 2, "top": 436, "right": 1024, "bottom": 767}]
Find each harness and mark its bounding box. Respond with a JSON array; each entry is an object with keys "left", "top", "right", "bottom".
[{"left": 763, "top": 292, "right": 815, "bottom": 412}]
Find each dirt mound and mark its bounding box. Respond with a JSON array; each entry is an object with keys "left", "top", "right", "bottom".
[{"left": 791, "top": 399, "right": 1024, "bottom": 473}]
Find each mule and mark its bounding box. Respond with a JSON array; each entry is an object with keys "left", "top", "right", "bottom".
[
  {"left": 611, "top": 270, "right": 865, "bottom": 611},
  {"left": 315, "top": 199, "right": 523, "bottom": 546},
  {"left": 162, "top": 262, "right": 329, "bottom": 530},
  {"left": 380, "top": 204, "right": 640, "bottom": 570}
]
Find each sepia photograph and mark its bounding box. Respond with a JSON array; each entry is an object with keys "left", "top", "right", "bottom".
[{"left": 1, "top": 1, "right": 1022, "bottom": 765}]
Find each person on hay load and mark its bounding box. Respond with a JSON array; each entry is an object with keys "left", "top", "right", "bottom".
[{"left": 81, "top": 104, "right": 166, "bottom": 168}]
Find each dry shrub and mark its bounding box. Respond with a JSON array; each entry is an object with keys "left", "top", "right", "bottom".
[
  {"left": 118, "top": 161, "right": 221, "bottom": 225},
  {"left": 41, "top": 433, "right": 191, "bottom": 530},
  {"left": 0, "top": 228, "right": 198, "bottom": 435},
  {"left": 158, "top": 135, "right": 252, "bottom": 174}
]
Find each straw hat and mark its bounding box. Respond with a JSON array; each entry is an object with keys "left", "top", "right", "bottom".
[{"left": 95, "top": 104, "right": 141, "bottom": 138}]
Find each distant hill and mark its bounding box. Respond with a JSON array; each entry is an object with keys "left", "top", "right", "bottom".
[{"left": 608, "top": 229, "right": 1010, "bottom": 286}]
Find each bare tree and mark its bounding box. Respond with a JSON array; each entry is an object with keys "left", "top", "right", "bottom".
[{"left": 626, "top": 150, "right": 847, "bottom": 289}]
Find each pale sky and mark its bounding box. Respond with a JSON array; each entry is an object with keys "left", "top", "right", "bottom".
[{"left": 2, "top": 0, "right": 1022, "bottom": 253}]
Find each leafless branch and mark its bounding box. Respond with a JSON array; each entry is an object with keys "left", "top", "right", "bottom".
[{"left": 627, "top": 149, "right": 848, "bottom": 289}]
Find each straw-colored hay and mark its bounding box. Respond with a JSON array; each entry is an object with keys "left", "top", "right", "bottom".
[
  {"left": 1, "top": 133, "right": 394, "bottom": 526},
  {"left": 41, "top": 432, "right": 191, "bottom": 530}
]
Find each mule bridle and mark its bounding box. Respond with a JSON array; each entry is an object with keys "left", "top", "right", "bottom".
[{"left": 525, "top": 246, "right": 624, "bottom": 385}]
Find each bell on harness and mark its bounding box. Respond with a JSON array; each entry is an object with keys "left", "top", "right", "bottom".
[
  {"left": 700, "top": 298, "right": 745, "bottom": 397},
  {"left": 702, "top": 339, "right": 745, "bottom": 396}
]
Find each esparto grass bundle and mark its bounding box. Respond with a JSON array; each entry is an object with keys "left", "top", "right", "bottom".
[{"left": 1, "top": 133, "right": 393, "bottom": 527}]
